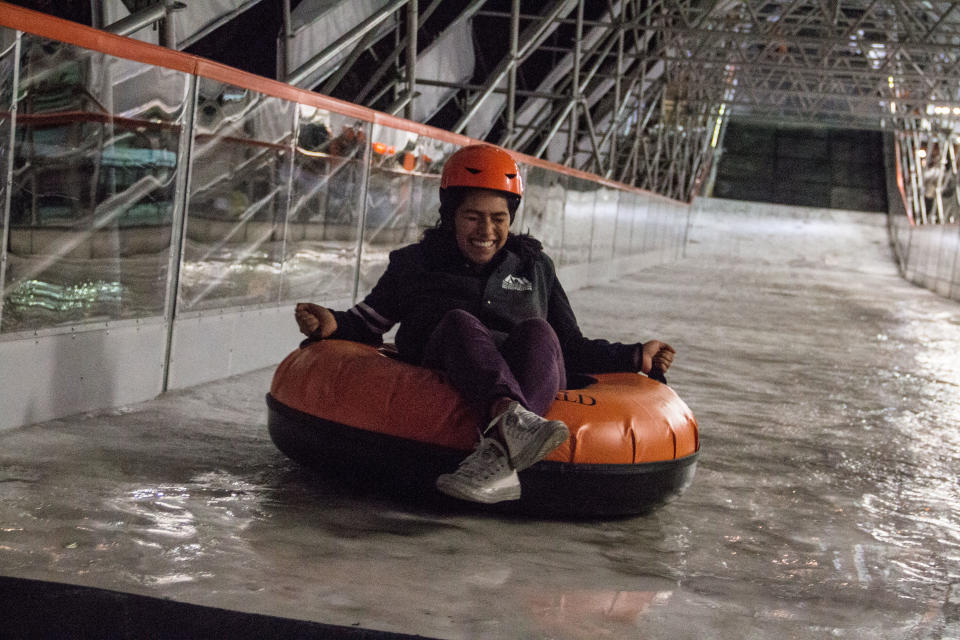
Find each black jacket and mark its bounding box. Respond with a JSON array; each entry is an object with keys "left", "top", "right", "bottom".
[{"left": 314, "top": 231, "right": 642, "bottom": 375}]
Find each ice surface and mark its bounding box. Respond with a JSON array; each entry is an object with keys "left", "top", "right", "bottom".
[{"left": 2, "top": 199, "right": 959, "bottom": 639}]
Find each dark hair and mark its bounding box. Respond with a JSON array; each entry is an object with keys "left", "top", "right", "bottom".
[{"left": 437, "top": 186, "right": 521, "bottom": 231}]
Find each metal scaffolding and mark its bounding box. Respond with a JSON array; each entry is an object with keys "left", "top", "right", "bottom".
[{"left": 33, "top": 1, "right": 960, "bottom": 210}]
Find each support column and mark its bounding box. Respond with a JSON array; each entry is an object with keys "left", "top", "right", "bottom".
[
  {"left": 611, "top": 4, "right": 624, "bottom": 178},
  {"left": 281, "top": 0, "right": 293, "bottom": 80},
  {"left": 160, "top": 1, "right": 177, "bottom": 49},
  {"left": 505, "top": 0, "right": 519, "bottom": 145},
  {"left": 404, "top": 0, "right": 418, "bottom": 120},
  {"left": 567, "top": 0, "right": 583, "bottom": 167}
]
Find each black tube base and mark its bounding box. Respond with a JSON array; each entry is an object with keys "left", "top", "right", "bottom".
[{"left": 267, "top": 394, "right": 698, "bottom": 518}]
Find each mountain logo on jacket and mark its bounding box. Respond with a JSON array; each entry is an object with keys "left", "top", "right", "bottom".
[{"left": 501, "top": 274, "right": 533, "bottom": 291}]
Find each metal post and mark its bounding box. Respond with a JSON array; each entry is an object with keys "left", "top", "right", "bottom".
[
  {"left": 160, "top": 2, "right": 177, "bottom": 49},
  {"left": 567, "top": 0, "right": 584, "bottom": 167},
  {"left": 611, "top": 3, "right": 623, "bottom": 177},
  {"left": 277, "top": 100, "right": 299, "bottom": 307},
  {"left": 910, "top": 127, "right": 927, "bottom": 224},
  {"left": 281, "top": 0, "right": 293, "bottom": 80},
  {"left": 581, "top": 103, "right": 605, "bottom": 173},
  {"left": 352, "top": 126, "right": 374, "bottom": 304},
  {"left": 392, "top": 6, "right": 401, "bottom": 105},
  {"left": 506, "top": 0, "right": 520, "bottom": 145},
  {"left": 405, "top": 0, "right": 418, "bottom": 120},
  {"left": 651, "top": 121, "right": 665, "bottom": 192},
  {"left": 90, "top": 0, "right": 104, "bottom": 29},
  {"left": 161, "top": 74, "right": 198, "bottom": 391},
  {"left": 934, "top": 132, "right": 947, "bottom": 224}
]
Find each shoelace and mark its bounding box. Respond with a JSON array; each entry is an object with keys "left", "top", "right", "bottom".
[
  {"left": 457, "top": 437, "right": 503, "bottom": 477},
  {"left": 483, "top": 403, "right": 536, "bottom": 437},
  {"left": 482, "top": 407, "right": 510, "bottom": 435}
]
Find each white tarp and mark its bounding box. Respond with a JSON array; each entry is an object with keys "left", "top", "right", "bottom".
[
  {"left": 412, "top": 18, "right": 474, "bottom": 124},
  {"left": 464, "top": 80, "right": 506, "bottom": 141},
  {"left": 285, "top": 0, "right": 395, "bottom": 90}
]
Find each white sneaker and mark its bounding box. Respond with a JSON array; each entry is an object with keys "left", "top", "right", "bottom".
[
  {"left": 493, "top": 401, "right": 569, "bottom": 471},
  {"left": 436, "top": 437, "right": 521, "bottom": 504}
]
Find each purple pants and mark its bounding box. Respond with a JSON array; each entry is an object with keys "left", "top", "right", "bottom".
[{"left": 421, "top": 309, "right": 566, "bottom": 417}]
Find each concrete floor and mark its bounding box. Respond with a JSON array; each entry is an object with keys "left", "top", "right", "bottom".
[{"left": 2, "top": 198, "right": 959, "bottom": 639}]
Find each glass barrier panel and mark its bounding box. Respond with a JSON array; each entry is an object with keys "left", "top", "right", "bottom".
[
  {"left": 590, "top": 185, "right": 617, "bottom": 262},
  {"left": 357, "top": 129, "right": 454, "bottom": 298},
  {"left": 890, "top": 211, "right": 910, "bottom": 265},
  {"left": 903, "top": 226, "right": 920, "bottom": 283},
  {"left": 612, "top": 190, "right": 633, "bottom": 258},
  {"left": 639, "top": 194, "right": 654, "bottom": 255},
  {"left": 930, "top": 224, "right": 953, "bottom": 295},
  {"left": 3, "top": 34, "right": 190, "bottom": 333},
  {"left": 951, "top": 226, "right": 960, "bottom": 298},
  {"left": 0, "top": 26, "right": 14, "bottom": 53},
  {"left": 914, "top": 229, "right": 928, "bottom": 284},
  {"left": 179, "top": 78, "right": 295, "bottom": 313},
  {"left": 630, "top": 193, "right": 649, "bottom": 255},
  {"left": 927, "top": 226, "right": 943, "bottom": 290},
  {"left": 561, "top": 176, "right": 595, "bottom": 266},
  {"left": 414, "top": 136, "right": 448, "bottom": 233},
  {"left": 889, "top": 212, "right": 908, "bottom": 271},
  {"left": 661, "top": 199, "right": 674, "bottom": 253},
  {"left": 926, "top": 227, "right": 940, "bottom": 285},
  {"left": 674, "top": 202, "right": 685, "bottom": 253},
  {"left": 663, "top": 200, "right": 676, "bottom": 256},
  {"left": 0, "top": 27, "right": 14, "bottom": 321},
  {"left": 675, "top": 202, "right": 685, "bottom": 254},
  {"left": 675, "top": 201, "right": 688, "bottom": 256},
  {"left": 645, "top": 197, "right": 665, "bottom": 255},
  {"left": 636, "top": 192, "right": 650, "bottom": 255},
  {"left": 923, "top": 229, "right": 939, "bottom": 287},
  {"left": 518, "top": 164, "right": 564, "bottom": 262},
  {"left": 630, "top": 192, "right": 648, "bottom": 254},
  {"left": 280, "top": 107, "right": 369, "bottom": 304}
]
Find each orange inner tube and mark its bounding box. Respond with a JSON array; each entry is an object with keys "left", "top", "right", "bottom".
[{"left": 270, "top": 340, "right": 699, "bottom": 465}]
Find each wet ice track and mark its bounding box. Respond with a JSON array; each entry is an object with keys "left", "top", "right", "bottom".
[{"left": 2, "top": 199, "right": 959, "bottom": 639}]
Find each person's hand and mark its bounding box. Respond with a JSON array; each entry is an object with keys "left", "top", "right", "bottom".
[
  {"left": 295, "top": 303, "right": 337, "bottom": 338},
  {"left": 640, "top": 340, "right": 675, "bottom": 376}
]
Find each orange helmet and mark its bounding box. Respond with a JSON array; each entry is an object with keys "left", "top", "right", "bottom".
[{"left": 440, "top": 144, "right": 523, "bottom": 198}]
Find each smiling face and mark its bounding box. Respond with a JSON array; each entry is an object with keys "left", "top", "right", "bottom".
[{"left": 452, "top": 190, "right": 511, "bottom": 265}]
